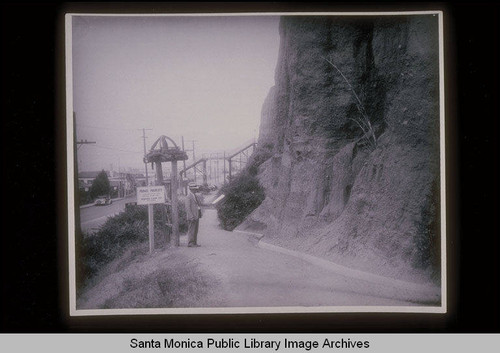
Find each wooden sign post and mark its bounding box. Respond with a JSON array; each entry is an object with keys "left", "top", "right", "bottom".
[{"left": 148, "top": 204, "right": 154, "bottom": 253}]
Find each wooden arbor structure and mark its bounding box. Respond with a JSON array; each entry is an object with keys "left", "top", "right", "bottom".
[{"left": 144, "top": 135, "right": 188, "bottom": 246}]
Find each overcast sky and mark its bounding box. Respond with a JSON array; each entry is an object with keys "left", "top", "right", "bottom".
[{"left": 71, "top": 15, "right": 280, "bottom": 172}]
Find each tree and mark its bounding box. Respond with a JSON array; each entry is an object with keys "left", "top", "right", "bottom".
[{"left": 89, "top": 170, "right": 111, "bottom": 199}]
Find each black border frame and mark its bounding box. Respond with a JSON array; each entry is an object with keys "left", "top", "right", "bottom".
[{"left": 1, "top": 1, "right": 498, "bottom": 333}]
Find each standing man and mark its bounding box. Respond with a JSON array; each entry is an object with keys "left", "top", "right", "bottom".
[{"left": 185, "top": 183, "right": 201, "bottom": 247}]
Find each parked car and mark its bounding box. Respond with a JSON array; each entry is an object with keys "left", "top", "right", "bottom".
[
  {"left": 198, "top": 184, "right": 211, "bottom": 194},
  {"left": 94, "top": 195, "right": 112, "bottom": 206}
]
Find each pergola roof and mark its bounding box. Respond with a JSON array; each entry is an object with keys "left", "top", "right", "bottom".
[{"left": 144, "top": 135, "right": 188, "bottom": 163}]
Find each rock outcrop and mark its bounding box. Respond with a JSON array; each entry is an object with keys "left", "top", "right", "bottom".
[{"left": 246, "top": 15, "right": 441, "bottom": 284}]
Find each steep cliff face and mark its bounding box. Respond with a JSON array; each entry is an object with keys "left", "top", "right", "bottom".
[{"left": 247, "top": 15, "right": 441, "bottom": 284}]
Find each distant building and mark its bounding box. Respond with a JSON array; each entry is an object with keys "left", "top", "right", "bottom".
[
  {"left": 78, "top": 170, "right": 145, "bottom": 196},
  {"left": 78, "top": 169, "right": 189, "bottom": 197},
  {"left": 78, "top": 171, "right": 103, "bottom": 192}
]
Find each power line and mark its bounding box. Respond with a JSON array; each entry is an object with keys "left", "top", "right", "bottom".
[
  {"left": 89, "top": 144, "right": 143, "bottom": 154},
  {"left": 76, "top": 139, "right": 96, "bottom": 150},
  {"left": 76, "top": 123, "right": 138, "bottom": 132},
  {"left": 77, "top": 139, "right": 96, "bottom": 145}
]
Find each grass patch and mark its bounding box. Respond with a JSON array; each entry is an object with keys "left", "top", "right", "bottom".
[{"left": 101, "top": 261, "right": 221, "bottom": 309}]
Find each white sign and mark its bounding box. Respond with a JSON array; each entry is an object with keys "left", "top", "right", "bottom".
[
  {"left": 136, "top": 186, "right": 166, "bottom": 205},
  {"left": 212, "top": 194, "right": 225, "bottom": 205}
]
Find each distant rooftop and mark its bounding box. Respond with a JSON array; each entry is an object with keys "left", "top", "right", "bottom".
[
  {"left": 78, "top": 171, "right": 106, "bottom": 178},
  {"left": 78, "top": 170, "right": 145, "bottom": 179}
]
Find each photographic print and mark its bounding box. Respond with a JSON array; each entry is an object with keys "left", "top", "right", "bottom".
[{"left": 66, "top": 12, "right": 445, "bottom": 316}]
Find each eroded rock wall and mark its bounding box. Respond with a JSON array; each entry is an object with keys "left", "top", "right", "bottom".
[{"left": 247, "top": 15, "right": 440, "bottom": 283}]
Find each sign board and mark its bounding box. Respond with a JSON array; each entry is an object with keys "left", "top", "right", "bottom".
[
  {"left": 211, "top": 194, "right": 225, "bottom": 205},
  {"left": 137, "top": 186, "right": 166, "bottom": 205}
]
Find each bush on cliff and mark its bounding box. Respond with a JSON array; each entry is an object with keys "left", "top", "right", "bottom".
[{"left": 217, "top": 167, "right": 266, "bottom": 231}]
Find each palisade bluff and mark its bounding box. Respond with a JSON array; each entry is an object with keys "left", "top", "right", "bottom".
[{"left": 241, "top": 15, "right": 441, "bottom": 285}]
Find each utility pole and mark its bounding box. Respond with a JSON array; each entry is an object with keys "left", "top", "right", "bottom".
[
  {"left": 185, "top": 140, "right": 197, "bottom": 183},
  {"left": 209, "top": 154, "right": 212, "bottom": 184},
  {"left": 74, "top": 113, "right": 96, "bottom": 150},
  {"left": 73, "top": 112, "right": 82, "bottom": 230},
  {"left": 140, "top": 128, "right": 152, "bottom": 185},
  {"left": 181, "top": 136, "right": 187, "bottom": 195},
  {"left": 214, "top": 153, "right": 217, "bottom": 184},
  {"left": 184, "top": 140, "right": 197, "bottom": 183},
  {"left": 223, "top": 151, "right": 226, "bottom": 184},
  {"left": 192, "top": 140, "right": 196, "bottom": 183},
  {"left": 74, "top": 112, "right": 95, "bottom": 195},
  {"left": 216, "top": 153, "right": 219, "bottom": 185}
]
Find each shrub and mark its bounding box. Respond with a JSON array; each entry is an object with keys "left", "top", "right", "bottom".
[
  {"left": 76, "top": 201, "right": 188, "bottom": 290},
  {"left": 216, "top": 169, "right": 265, "bottom": 231},
  {"left": 78, "top": 189, "right": 92, "bottom": 206}
]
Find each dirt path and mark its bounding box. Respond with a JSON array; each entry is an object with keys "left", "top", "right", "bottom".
[
  {"left": 170, "top": 209, "right": 422, "bottom": 308},
  {"left": 78, "top": 208, "right": 436, "bottom": 310}
]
